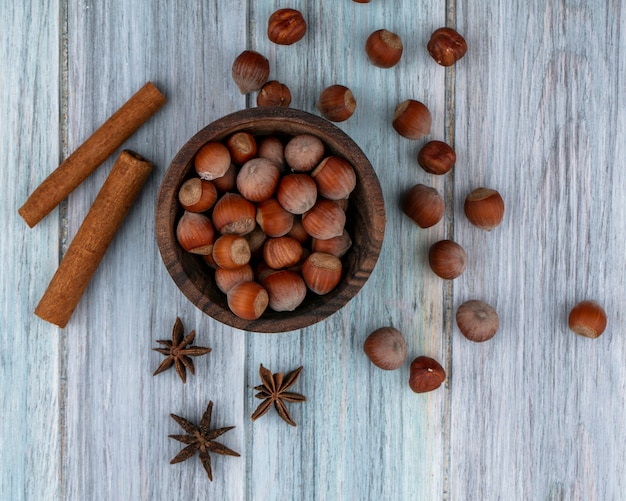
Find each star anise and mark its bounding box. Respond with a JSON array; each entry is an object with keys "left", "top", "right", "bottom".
[
  {"left": 169, "top": 400, "right": 240, "bottom": 481},
  {"left": 153, "top": 317, "right": 212, "bottom": 383},
  {"left": 251, "top": 364, "right": 306, "bottom": 426}
]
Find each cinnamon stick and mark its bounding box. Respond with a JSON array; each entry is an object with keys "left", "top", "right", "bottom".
[
  {"left": 19, "top": 81, "right": 165, "bottom": 227},
  {"left": 35, "top": 150, "right": 153, "bottom": 328}
]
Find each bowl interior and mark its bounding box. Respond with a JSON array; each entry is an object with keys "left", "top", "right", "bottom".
[{"left": 156, "top": 107, "right": 385, "bottom": 333}]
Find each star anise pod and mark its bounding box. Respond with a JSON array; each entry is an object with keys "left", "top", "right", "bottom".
[
  {"left": 153, "top": 317, "right": 212, "bottom": 383},
  {"left": 251, "top": 364, "right": 306, "bottom": 426},
  {"left": 169, "top": 400, "right": 240, "bottom": 481}
]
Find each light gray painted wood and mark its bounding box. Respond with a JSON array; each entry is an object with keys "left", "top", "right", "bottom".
[{"left": 3, "top": 0, "right": 626, "bottom": 500}]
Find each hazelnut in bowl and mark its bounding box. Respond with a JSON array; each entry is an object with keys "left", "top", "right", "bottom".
[{"left": 156, "top": 107, "right": 385, "bottom": 333}]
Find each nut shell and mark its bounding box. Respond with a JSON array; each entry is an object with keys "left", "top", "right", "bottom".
[
  {"left": 317, "top": 85, "right": 357, "bottom": 122},
  {"left": 392, "top": 99, "right": 432, "bottom": 140},
  {"left": 284, "top": 134, "right": 325, "bottom": 172},
  {"left": 311, "top": 156, "right": 357, "bottom": 200},
  {"left": 568, "top": 300, "right": 607, "bottom": 338},
  {"left": 212, "top": 192, "right": 256, "bottom": 235},
  {"left": 178, "top": 178, "right": 218, "bottom": 213},
  {"left": 236, "top": 157, "right": 281, "bottom": 202},
  {"left": 427, "top": 27, "right": 467, "bottom": 66},
  {"left": 417, "top": 140, "right": 456, "bottom": 175},
  {"left": 301, "top": 252, "right": 342, "bottom": 295},
  {"left": 363, "top": 327, "right": 407, "bottom": 370},
  {"left": 401, "top": 184, "right": 444, "bottom": 228},
  {"left": 215, "top": 264, "right": 254, "bottom": 294},
  {"left": 428, "top": 240, "right": 467, "bottom": 280},
  {"left": 176, "top": 211, "right": 215, "bottom": 255},
  {"left": 409, "top": 356, "right": 446, "bottom": 393},
  {"left": 267, "top": 8, "right": 307, "bottom": 45},
  {"left": 257, "top": 80, "right": 292, "bottom": 107},
  {"left": 365, "top": 29, "right": 403, "bottom": 68},
  {"left": 194, "top": 142, "right": 231, "bottom": 181},
  {"left": 464, "top": 188, "right": 505, "bottom": 230},
  {"left": 232, "top": 50, "right": 270, "bottom": 94},
  {"left": 311, "top": 229, "right": 352, "bottom": 258},
  {"left": 256, "top": 198, "right": 294, "bottom": 237},
  {"left": 226, "top": 132, "right": 257, "bottom": 165},
  {"left": 277, "top": 173, "right": 318, "bottom": 214},
  {"left": 227, "top": 281, "right": 269, "bottom": 320},
  {"left": 263, "top": 236, "right": 303, "bottom": 269},
  {"left": 212, "top": 234, "right": 251, "bottom": 270},
  {"left": 262, "top": 270, "right": 308, "bottom": 312},
  {"left": 302, "top": 198, "right": 346, "bottom": 240},
  {"left": 456, "top": 300, "right": 499, "bottom": 342}
]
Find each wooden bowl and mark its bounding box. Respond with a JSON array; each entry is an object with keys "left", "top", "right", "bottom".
[{"left": 156, "top": 107, "right": 385, "bottom": 333}]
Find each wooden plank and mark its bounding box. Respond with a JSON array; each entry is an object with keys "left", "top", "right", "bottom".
[
  {"left": 246, "top": 1, "right": 449, "bottom": 499},
  {"left": 0, "top": 1, "right": 62, "bottom": 500},
  {"left": 452, "top": 2, "right": 626, "bottom": 499},
  {"left": 62, "top": 1, "right": 246, "bottom": 499}
]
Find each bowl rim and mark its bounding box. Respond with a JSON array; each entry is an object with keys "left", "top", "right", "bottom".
[{"left": 155, "top": 107, "right": 386, "bottom": 333}]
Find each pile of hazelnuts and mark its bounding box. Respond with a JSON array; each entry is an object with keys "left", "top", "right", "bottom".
[{"left": 176, "top": 131, "right": 357, "bottom": 321}]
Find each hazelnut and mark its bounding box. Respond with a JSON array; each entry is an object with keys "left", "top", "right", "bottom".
[
  {"left": 409, "top": 356, "right": 446, "bottom": 393},
  {"left": 227, "top": 281, "right": 269, "bottom": 320},
  {"left": 257, "top": 80, "right": 292, "bottom": 107},
  {"left": 256, "top": 198, "right": 294, "bottom": 237},
  {"left": 317, "top": 85, "right": 356, "bottom": 122},
  {"left": 311, "top": 156, "right": 357, "bottom": 200},
  {"left": 194, "top": 142, "right": 231, "bottom": 180},
  {"left": 212, "top": 192, "right": 256, "bottom": 235},
  {"left": 363, "top": 327, "right": 407, "bottom": 370},
  {"left": 263, "top": 236, "right": 303, "bottom": 269},
  {"left": 464, "top": 188, "right": 505, "bottom": 231},
  {"left": 212, "top": 163, "right": 238, "bottom": 192},
  {"left": 428, "top": 240, "right": 467, "bottom": 280},
  {"left": 284, "top": 134, "right": 325, "bottom": 172},
  {"left": 236, "top": 157, "right": 281, "bottom": 202},
  {"left": 427, "top": 27, "right": 467, "bottom": 66},
  {"left": 267, "top": 8, "right": 307, "bottom": 45},
  {"left": 277, "top": 173, "right": 318, "bottom": 214},
  {"left": 417, "top": 140, "right": 456, "bottom": 175},
  {"left": 568, "top": 300, "right": 607, "bottom": 338},
  {"left": 257, "top": 136, "right": 286, "bottom": 171},
  {"left": 178, "top": 177, "right": 218, "bottom": 213},
  {"left": 212, "top": 234, "right": 251, "bottom": 270},
  {"left": 312, "top": 229, "right": 352, "bottom": 258},
  {"left": 392, "top": 99, "right": 432, "bottom": 140},
  {"left": 226, "top": 132, "right": 257, "bottom": 165},
  {"left": 231, "top": 50, "right": 270, "bottom": 94},
  {"left": 176, "top": 211, "right": 215, "bottom": 255},
  {"left": 365, "top": 29, "right": 403, "bottom": 68},
  {"left": 244, "top": 225, "right": 268, "bottom": 255},
  {"left": 301, "top": 252, "right": 342, "bottom": 295},
  {"left": 286, "top": 217, "right": 310, "bottom": 245},
  {"left": 215, "top": 264, "right": 254, "bottom": 294},
  {"left": 262, "top": 270, "right": 308, "bottom": 312},
  {"left": 302, "top": 198, "right": 346, "bottom": 240},
  {"left": 202, "top": 253, "right": 218, "bottom": 269},
  {"left": 401, "top": 184, "right": 445, "bottom": 228},
  {"left": 456, "top": 300, "right": 499, "bottom": 342}
]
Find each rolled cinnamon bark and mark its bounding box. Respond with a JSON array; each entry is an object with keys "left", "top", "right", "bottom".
[
  {"left": 19, "top": 81, "right": 165, "bottom": 227},
  {"left": 35, "top": 150, "right": 153, "bottom": 327}
]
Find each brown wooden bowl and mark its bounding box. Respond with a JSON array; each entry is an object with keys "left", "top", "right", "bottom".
[{"left": 156, "top": 107, "right": 385, "bottom": 333}]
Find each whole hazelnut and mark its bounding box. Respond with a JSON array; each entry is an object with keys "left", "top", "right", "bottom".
[
  {"left": 568, "top": 300, "right": 607, "bottom": 338},
  {"left": 176, "top": 211, "right": 215, "bottom": 255},
  {"left": 311, "top": 156, "right": 357, "bottom": 200},
  {"left": 284, "top": 134, "right": 325, "bottom": 172},
  {"left": 277, "top": 173, "right": 318, "bottom": 214},
  {"left": 194, "top": 142, "right": 231, "bottom": 180},
  {"left": 365, "top": 29, "right": 403, "bottom": 68},
  {"left": 464, "top": 188, "right": 505, "bottom": 230},
  {"left": 236, "top": 157, "right": 281, "bottom": 202},
  {"left": 312, "top": 229, "right": 352, "bottom": 258},
  {"left": 226, "top": 132, "right": 257, "bottom": 165},
  {"left": 232, "top": 50, "right": 270, "bottom": 94},
  {"left": 178, "top": 178, "right": 218, "bottom": 213},
  {"left": 392, "top": 99, "right": 432, "bottom": 140},
  {"left": 263, "top": 236, "right": 303, "bottom": 269},
  {"left": 302, "top": 198, "right": 346, "bottom": 240},
  {"left": 427, "top": 27, "right": 467, "bottom": 66},
  {"left": 409, "top": 356, "right": 446, "bottom": 393},
  {"left": 212, "top": 234, "right": 251, "bottom": 270},
  {"left": 256, "top": 198, "right": 294, "bottom": 237},
  {"left": 262, "top": 270, "right": 308, "bottom": 312},
  {"left": 212, "top": 163, "right": 238, "bottom": 192},
  {"left": 227, "top": 281, "right": 269, "bottom": 320},
  {"left": 401, "top": 184, "right": 445, "bottom": 228},
  {"left": 428, "top": 240, "right": 467, "bottom": 280},
  {"left": 211, "top": 192, "right": 256, "bottom": 235},
  {"left": 417, "top": 140, "right": 456, "bottom": 175},
  {"left": 267, "top": 8, "right": 307, "bottom": 45},
  {"left": 301, "top": 252, "right": 342, "bottom": 295},
  {"left": 258, "top": 136, "right": 286, "bottom": 171},
  {"left": 456, "top": 300, "right": 499, "bottom": 342},
  {"left": 363, "top": 327, "right": 407, "bottom": 370},
  {"left": 317, "top": 85, "right": 357, "bottom": 122},
  {"left": 257, "top": 80, "right": 292, "bottom": 107},
  {"left": 215, "top": 264, "right": 254, "bottom": 294}
]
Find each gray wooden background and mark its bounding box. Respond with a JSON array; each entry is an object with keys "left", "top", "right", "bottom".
[{"left": 2, "top": 1, "right": 625, "bottom": 500}]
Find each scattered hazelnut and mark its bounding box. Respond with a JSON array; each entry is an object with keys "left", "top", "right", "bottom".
[
  {"left": 456, "top": 300, "right": 499, "bottom": 342},
  {"left": 312, "top": 229, "right": 352, "bottom": 258},
  {"left": 363, "top": 327, "right": 407, "bottom": 370},
  {"left": 392, "top": 99, "right": 432, "bottom": 140},
  {"left": 302, "top": 198, "right": 346, "bottom": 240},
  {"left": 401, "top": 184, "right": 445, "bottom": 228},
  {"left": 176, "top": 211, "right": 215, "bottom": 255},
  {"left": 256, "top": 198, "right": 294, "bottom": 237},
  {"left": 227, "top": 281, "right": 269, "bottom": 320},
  {"left": 257, "top": 80, "right": 292, "bottom": 107},
  {"left": 417, "top": 140, "right": 456, "bottom": 175},
  {"left": 409, "top": 356, "right": 446, "bottom": 393},
  {"left": 311, "top": 156, "right": 357, "bottom": 200},
  {"left": 267, "top": 8, "right": 307, "bottom": 45},
  {"left": 568, "top": 300, "right": 607, "bottom": 338},
  {"left": 215, "top": 264, "right": 254, "bottom": 294},
  {"left": 211, "top": 192, "right": 256, "bottom": 235},
  {"left": 232, "top": 50, "right": 270, "bottom": 94},
  {"left": 464, "top": 188, "right": 505, "bottom": 231},
  {"left": 317, "top": 85, "right": 357, "bottom": 122},
  {"left": 428, "top": 240, "right": 467, "bottom": 280},
  {"left": 226, "top": 132, "right": 257, "bottom": 165},
  {"left": 194, "top": 141, "right": 231, "bottom": 181},
  {"left": 427, "top": 27, "right": 467, "bottom": 66},
  {"left": 277, "top": 173, "right": 318, "bottom": 214},
  {"left": 212, "top": 234, "right": 251, "bottom": 270},
  {"left": 301, "top": 252, "right": 342, "bottom": 295},
  {"left": 262, "top": 270, "right": 308, "bottom": 312},
  {"left": 236, "top": 157, "right": 281, "bottom": 202},
  {"left": 178, "top": 178, "right": 218, "bottom": 213},
  {"left": 365, "top": 29, "right": 403, "bottom": 68},
  {"left": 284, "top": 134, "right": 326, "bottom": 172},
  {"left": 263, "top": 236, "right": 303, "bottom": 269}
]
